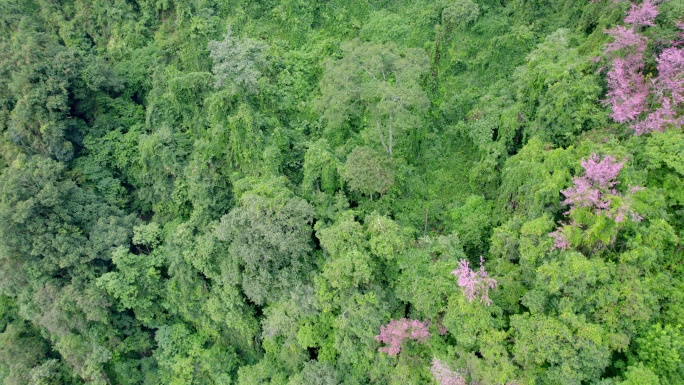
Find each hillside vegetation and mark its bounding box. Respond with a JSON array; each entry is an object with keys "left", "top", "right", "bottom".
[{"left": 1, "top": 0, "right": 684, "bottom": 384}]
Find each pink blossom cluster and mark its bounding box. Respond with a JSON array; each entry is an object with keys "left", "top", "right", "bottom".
[
  {"left": 604, "top": 25, "right": 647, "bottom": 55},
  {"left": 624, "top": 0, "right": 659, "bottom": 26},
  {"left": 550, "top": 154, "right": 643, "bottom": 251},
  {"left": 430, "top": 358, "right": 466, "bottom": 385},
  {"left": 549, "top": 228, "right": 570, "bottom": 251},
  {"left": 561, "top": 154, "right": 623, "bottom": 215},
  {"left": 603, "top": 6, "right": 650, "bottom": 125},
  {"left": 602, "top": 1, "right": 684, "bottom": 135},
  {"left": 451, "top": 257, "right": 497, "bottom": 306},
  {"left": 375, "top": 318, "right": 430, "bottom": 356},
  {"left": 633, "top": 46, "right": 684, "bottom": 135}
]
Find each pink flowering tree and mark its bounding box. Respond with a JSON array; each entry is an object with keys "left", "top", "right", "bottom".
[
  {"left": 603, "top": 25, "right": 649, "bottom": 124},
  {"left": 602, "top": 0, "right": 684, "bottom": 135},
  {"left": 550, "top": 154, "right": 643, "bottom": 251},
  {"left": 375, "top": 318, "right": 430, "bottom": 356},
  {"left": 561, "top": 154, "right": 623, "bottom": 216},
  {"left": 430, "top": 358, "right": 466, "bottom": 385},
  {"left": 624, "top": 0, "right": 658, "bottom": 26},
  {"left": 451, "top": 257, "right": 497, "bottom": 306}
]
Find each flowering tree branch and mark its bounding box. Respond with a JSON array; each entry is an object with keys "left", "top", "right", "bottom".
[
  {"left": 451, "top": 257, "right": 497, "bottom": 306},
  {"left": 375, "top": 318, "right": 430, "bottom": 356}
]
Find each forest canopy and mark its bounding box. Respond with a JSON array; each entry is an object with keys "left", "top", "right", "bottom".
[{"left": 0, "top": 0, "right": 684, "bottom": 384}]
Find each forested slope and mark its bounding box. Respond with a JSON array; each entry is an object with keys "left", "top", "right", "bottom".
[{"left": 0, "top": 0, "right": 683, "bottom": 383}]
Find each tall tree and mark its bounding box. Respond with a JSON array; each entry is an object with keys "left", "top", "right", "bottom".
[
  {"left": 316, "top": 40, "right": 429, "bottom": 156},
  {"left": 215, "top": 178, "right": 315, "bottom": 305},
  {"left": 208, "top": 27, "right": 269, "bottom": 96}
]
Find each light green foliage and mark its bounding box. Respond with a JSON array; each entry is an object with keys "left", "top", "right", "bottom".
[
  {"left": 513, "top": 29, "right": 605, "bottom": 146},
  {"left": 442, "top": 0, "right": 480, "bottom": 30},
  {"left": 314, "top": 212, "right": 405, "bottom": 307},
  {"left": 271, "top": 0, "right": 315, "bottom": 42},
  {"left": 2, "top": 0, "right": 684, "bottom": 384},
  {"left": 209, "top": 27, "right": 269, "bottom": 95},
  {"left": 302, "top": 139, "right": 340, "bottom": 196},
  {"left": 27, "top": 359, "right": 76, "bottom": 385},
  {"left": 98, "top": 246, "right": 163, "bottom": 323},
  {"left": 395, "top": 235, "right": 464, "bottom": 318},
  {"left": 331, "top": 291, "right": 391, "bottom": 383},
  {"left": 316, "top": 213, "right": 374, "bottom": 301},
  {"left": 360, "top": 11, "right": 411, "bottom": 45},
  {"left": 517, "top": 215, "right": 556, "bottom": 280},
  {"left": 296, "top": 313, "right": 337, "bottom": 364},
  {"left": 469, "top": 329, "right": 520, "bottom": 385},
  {"left": 49, "top": 334, "right": 113, "bottom": 384},
  {"left": 236, "top": 359, "right": 287, "bottom": 385},
  {"left": 496, "top": 138, "right": 574, "bottom": 220},
  {"left": 342, "top": 146, "right": 394, "bottom": 200},
  {"left": 641, "top": 130, "right": 684, "bottom": 208},
  {"left": 634, "top": 323, "right": 684, "bottom": 383},
  {"left": 316, "top": 40, "right": 429, "bottom": 155},
  {"left": 510, "top": 313, "right": 611, "bottom": 385},
  {"left": 286, "top": 361, "right": 339, "bottom": 385},
  {"left": 444, "top": 293, "right": 498, "bottom": 351},
  {"left": 535, "top": 251, "right": 611, "bottom": 298},
  {"left": 366, "top": 213, "right": 410, "bottom": 261},
  {"left": 155, "top": 323, "right": 236, "bottom": 385},
  {"left": 206, "top": 97, "right": 265, "bottom": 177},
  {"left": 261, "top": 286, "right": 317, "bottom": 372},
  {"left": 136, "top": 124, "right": 191, "bottom": 219},
  {"left": 620, "top": 363, "right": 661, "bottom": 385}
]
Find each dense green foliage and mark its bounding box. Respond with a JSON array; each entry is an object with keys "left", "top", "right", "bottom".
[{"left": 0, "top": 0, "right": 683, "bottom": 383}]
